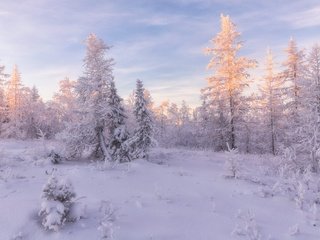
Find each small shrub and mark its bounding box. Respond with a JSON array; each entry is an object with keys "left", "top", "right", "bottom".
[{"left": 39, "top": 174, "right": 76, "bottom": 231}]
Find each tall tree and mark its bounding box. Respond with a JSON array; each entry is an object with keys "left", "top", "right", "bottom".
[
  {"left": 62, "top": 34, "right": 114, "bottom": 161},
  {"left": 259, "top": 49, "right": 285, "bottom": 155},
  {"left": 205, "top": 14, "right": 256, "bottom": 149},
  {"left": 283, "top": 38, "right": 305, "bottom": 116},
  {"left": 296, "top": 44, "right": 320, "bottom": 171},
  {"left": 281, "top": 38, "right": 306, "bottom": 148}
]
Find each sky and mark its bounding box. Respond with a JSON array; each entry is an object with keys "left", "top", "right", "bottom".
[{"left": 0, "top": 0, "right": 320, "bottom": 107}]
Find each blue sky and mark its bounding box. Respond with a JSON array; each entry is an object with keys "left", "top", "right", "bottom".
[{"left": 1, "top": 0, "right": 320, "bottom": 107}]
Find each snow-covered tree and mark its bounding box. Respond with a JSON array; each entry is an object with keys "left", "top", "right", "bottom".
[
  {"left": 153, "top": 100, "right": 169, "bottom": 144},
  {"left": 52, "top": 77, "right": 76, "bottom": 125},
  {"left": 6, "top": 65, "right": 22, "bottom": 114},
  {"left": 259, "top": 49, "right": 285, "bottom": 155},
  {"left": 0, "top": 63, "right": 8, "bottom": 133},
  {"left": 205, "top": 14, "right": 256, "bottom": 150},
  {"left": 61, "top": 34, "right": 114, "bottom": 161},
  {"left": 176, "top": 101, "right": 195, "bottom": 147},
  {"left": 105, "top": 79, "right": 131, "bottom": 162},
  {"left": 2, "top": 65, "right": 25, "bottom": 138},
  {"left": 282, "top": 38, "right": 306, "bottom": 118},
  {"left": 22, "top": 86, "right": 46, "bottom": 138},
  {"left": 295, "top": 44, "right": 320, "bottom": 172},
  {"left": 129, "top": 79, "right": 155, "bottom": 159},
  {"left": 281, "top": 38, "right": 306, "bottom": 149},
  {"left": 39, "top": 174, "right": 76, "bottom": 231}
]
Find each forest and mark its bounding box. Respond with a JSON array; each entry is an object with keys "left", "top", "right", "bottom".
[{"left": 1, "top": 14, "right": 319, "bottom": 170}]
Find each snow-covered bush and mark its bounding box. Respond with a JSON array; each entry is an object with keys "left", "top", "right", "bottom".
[
  {"left": 48, "top": 150, "right": 62, "bottom": 164},
  {"left": 10, "top": 231, "right": 24, "bottom": 240},
  {"left": 39, "top": 174, "right": 76, "bottom": 231},
  {"left": 98, "top": 200, "right": 116, "bottom": 239},
  {"left": 288, "top": 224, "right": 300, "bottom": 236},
  {"left": 224, "top": 144, "right": 240, "bottom": 179},
  {"left": 232, "top": 209, "right": 262, "bottom": 240}
]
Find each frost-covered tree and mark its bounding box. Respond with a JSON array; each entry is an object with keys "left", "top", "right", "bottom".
[
  {"left": 39, "top": 175, "right": 76, "bottom": 231},
  {"left": 22, "top": 86, "right": 46, "bottom": 138},
  {"left": 176, "top": 101, "right": 195, "bottom": 147},
  {"left": 282, "top": 38, "right": 305, "bottom": 118},
  {"left": 296, "top": 44, "right": 320, "bottom": 172},
  {"left": 129, "top": 79, "right": 155, "bottom": 159},
  {"left": 52, "top": 77, "right": 76, "bottom": 126},
  {"left": 61, "top": 34, "right": 114, "bottom": 161},
  {"left": 154, "top": 100, "right": 169, "bottom": 144},
  {"left": 0, "top": 63, "right": 8, "bottom": 133},
  {"left": 2, "top": 65, "right": 25, "bottom": 138},
  {"left": 259, "top": 49, "right": 285, "bottom": 155},
  {"left": 105, "top": 79, "right": 131, "bottom": 162},
  {"left": 281, "top": 38, "right": 306, "bottom": 148},
  {"left": 6, "top": 65, "right": 22, "bottom": 114},
  {"left": 205, "top": 14, "right": 256, "bottom": 150}
]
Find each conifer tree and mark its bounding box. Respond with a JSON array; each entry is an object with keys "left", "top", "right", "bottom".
[
  {"left": 130, "top": 79, "right": 154, "bottom": 159},
  {"left": 62, "top": 34, "right": 113, "bottom": 161},
  {"left": 105, "top": 79, "right": 131, "bottom": 162}
]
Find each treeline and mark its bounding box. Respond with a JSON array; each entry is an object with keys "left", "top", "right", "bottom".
[{"left": 0, "top": 14, "right": 320, "bottom": 170}]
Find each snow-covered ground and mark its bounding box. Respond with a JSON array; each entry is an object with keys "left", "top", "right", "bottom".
[{"left": 0, "top": 140, "right": 319, "bottom": 239}]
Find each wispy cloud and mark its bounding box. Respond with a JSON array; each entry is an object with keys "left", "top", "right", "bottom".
[
  {"left": 1, "top": 0, "right": 320, "bottom": 107},
  {"left": 281, "top": 6, "right": 320, "bottom": 29}
]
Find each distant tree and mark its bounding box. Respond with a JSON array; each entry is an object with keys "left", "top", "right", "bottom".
[
  {"left": 53, "top": 77, "right": 76, "bottom": 125},
  {"left": 2, "top": 65, "right": 24, "bottom": 138},
  {"left": 177, "top": 101, "right": 196, "bottom": 147},
  {"left": 153, "top": 100, "right": 169, "bottom": 144},
  {"left": 167, "top": 103, "right": 179, "bottom": 127},
  {"left": 7, "top": 65, "right": 22, "bottom": 116},
  {"left": 23, "top": 85, "right": 46, "bottom": 138},
  {"left": 0, "top": 63, "right": 8, "bottom": 133},
  {"left": 205, "top": 14, "right": 256, "bottom": 150}
]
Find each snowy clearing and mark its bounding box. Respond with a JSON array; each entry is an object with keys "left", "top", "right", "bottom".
[{"left": 0, "top": 140, "right": 319, "bottom": 240}]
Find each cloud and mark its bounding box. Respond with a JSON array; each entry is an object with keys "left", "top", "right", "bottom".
[
  {"left": 1, "top": 0, "right": 320, "bottom": 107},
  {"left": 281, "top": 6, "right": 320, "bottom": 29}
]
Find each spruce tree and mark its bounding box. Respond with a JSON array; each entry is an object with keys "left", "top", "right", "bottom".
[
  {"left": 106, "top": 79, "right": 131, "bottom": 162},
  {"left": 130, "top": 79, "right": 154, "bottom": 159},
  {"left": 62, "top": 34, "right": 113, "bottom": 161}
]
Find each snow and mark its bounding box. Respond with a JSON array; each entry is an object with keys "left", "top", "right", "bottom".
[{"left": 1, "top": 140, "right": 320, "bottom": 239}]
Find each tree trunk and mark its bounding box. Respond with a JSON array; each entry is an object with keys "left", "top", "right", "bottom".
[
  {"left": 270, "top": 112, "right": 275, "bottom": 155},
  {"left": 229, "top": 93, "right": 235, "bottom": 149},
  {"left": 97, "top": 127, "right": 112, "bottom": 162}
]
